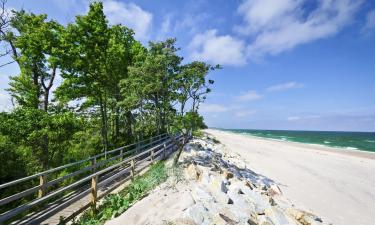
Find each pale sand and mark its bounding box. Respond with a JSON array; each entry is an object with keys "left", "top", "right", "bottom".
[{"left": 205, "top": 129, "right": 375, "bottom": 225}]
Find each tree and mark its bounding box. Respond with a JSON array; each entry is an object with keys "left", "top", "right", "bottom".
[
  {"left": 120, "top": 39, "right": 183, "bottom": 138},
  {"left": 2, "top": 10, "right": 62, "bottom": 111},
  {"left": 176, "top": 62, "right": 219, "bottom": 130},
  {"left": 0, "top": 108, "right": 82, "bottom": 170}
]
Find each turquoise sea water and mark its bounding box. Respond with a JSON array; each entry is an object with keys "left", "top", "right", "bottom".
[{"left": 222, "top": 129, "right": 375, "bottom": 153}]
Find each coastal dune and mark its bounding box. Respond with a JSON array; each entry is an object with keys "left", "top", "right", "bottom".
[{"left": 205, "top": 129, "right": 375, "bottom": 225}]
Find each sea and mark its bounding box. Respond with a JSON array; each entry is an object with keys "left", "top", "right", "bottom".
[{"left": 222, "top": 129, "right": 375, "bottom": 153}]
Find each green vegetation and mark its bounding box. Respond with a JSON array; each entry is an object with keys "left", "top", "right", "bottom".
[
  {"left": 193, "top": 130, "right": 205, "bottom": 138},
  {"left": 72, "top": 161, "right": 168, "bottom": 225},
  {"left": 0, "top": 0, "right": 218, "bottom": 215}
]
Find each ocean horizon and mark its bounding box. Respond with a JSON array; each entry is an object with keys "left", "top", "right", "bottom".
[{"left": 217, "top": 128, "right": 375, "bottom": 153}]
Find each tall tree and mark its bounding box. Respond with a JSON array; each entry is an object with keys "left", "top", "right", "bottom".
[
  {"left": 57, "top": 2, "right": 137, "bottom": 151},
  {"left": 121, "top": 39, "right": 182, "bottom": 135},
  {"left": 1, "top": 10, "right": 62, "bottom": 111}
]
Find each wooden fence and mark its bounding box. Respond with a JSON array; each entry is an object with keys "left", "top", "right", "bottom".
[{"left": 0, "top": 133, "right": 186, "bottom": 224}]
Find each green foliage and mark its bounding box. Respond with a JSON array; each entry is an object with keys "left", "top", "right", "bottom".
[
  {"left": 73, "top": 161, "right": 168, "bottom": 225},
  {"left": 0, "top": 108, "right": 83, "bottom": 170},
  {"left": 193, "top": 130, "right": 204, "bottom": 138},
  {"left": 5, "top": 10, "right": 63, "bottom": 110},
  {"left": 0, "top": 0, "right": 218, "bottom": 219}
]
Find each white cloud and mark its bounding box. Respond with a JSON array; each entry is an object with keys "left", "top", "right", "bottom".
[
  {"left": 161, "top": 16, "right": 171, "bottom": 35},
  {"left": 287, "top": 115, "right": 321, "bottom": 121},
  {"left": 189, "top": 29, "right": 246, "bottom": 66},
  {"left": 199, "top": 103, "right": 229, "bottom": 113},
  {"left": 266, "top": 81, "right": 304, "bottom": 92},
  {"left": 235, "top": 110, "right": 256, "bottom": 117},
  {"left": 363, "top": 10, "right": 375, "bottom": 32},
  {"left": 235, "top": 90, "right": 262, "bottom": 102},
  {"left": 235, "top": 0, "right": 363, "bottom": 60},
  {"left": 103, "top": 0, "right": 153, "bottom": 40},
  {"left": 287, "top": 116, "right": 301, "bottom": 121}
]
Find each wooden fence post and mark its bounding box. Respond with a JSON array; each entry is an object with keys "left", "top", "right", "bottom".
[
  {"left": 38, "top": 174, "right": 47, "bottom": 198},
  {"left": 163, "top": 143, "right": 167, "bottom": 159},
  {"left": 120, "top": 149, "right": 123, "bottom": 161},
  {"left": 91, "top": 157, "right": 98, "bottom": 212},
  {"left": 136, "top": 143, "right": 140, "bottom": 154},
  {"left": 151, "top": 148, "right": 154, "bottom": 163},
  {"left": 131, "top": 159, "right": 135, "bottom": 181}
]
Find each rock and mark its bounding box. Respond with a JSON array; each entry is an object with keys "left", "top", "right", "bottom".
[
  {"left": 286, "top": 208, "right": 323, "bottom": 225},
  {"left": 269, "top": 197, "right": 277, "bottom": 206},
  {"left": 223, "top": 170, "right": 234, "bottom": 179},
  {"left": 265, "top": 207, "right": 298, "bottom": 225},
  {"left": 216, "top": 208, "right": 238, "bottom": 225},
  {"left": 185, "top": 203, "right": 208, "bottom": 225},
  {"left": 240, "top": 187, "right": 270, "bottom": 214},
  {"left": 180, "top": 136, "right": 327, "bottom": 225},
  {"left": 213, "top": 213, "right": 237, "bottom": 225},
  {"left": 186, "top": 164, "right": 202, "bottom": 181},
  {"left": 245, "top": 180, "right": 256, "bottom": 190},
  {"left": 209, "top": 175, "right": 228, "bottom": 194},
  {"left": 248, "top": 218, "right": 257, "bottom": 225},
  {"left": 191, "top": 186, "right": 214, "bottom": 203},
  {"left": 268, "top": 184, "right": 282, "bottom": 196},
  {"left": 257, "top": 215, "right": 275, "bottom": 225},
  {"left": 213, "top": 191, "right": 231, "bottom": 205}
]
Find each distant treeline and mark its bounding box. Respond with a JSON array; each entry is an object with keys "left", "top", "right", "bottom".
[{"left": 0, "top": 1, "right": 218, "bottom": 185}]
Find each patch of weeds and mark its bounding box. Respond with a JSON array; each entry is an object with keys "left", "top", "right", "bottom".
[
  {"left": 72, "top": 161, "right": 168, "bottom": 225},
  {"left": 167, "top": 164, "right": 184, "bottom": 187},
  {"left": 192, "top": 130, "right": 204, "bottom": 138}
]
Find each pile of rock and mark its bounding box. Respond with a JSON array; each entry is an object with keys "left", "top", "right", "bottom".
[{"left": 177, "top": 135, "right": 326, "bottom": 225}]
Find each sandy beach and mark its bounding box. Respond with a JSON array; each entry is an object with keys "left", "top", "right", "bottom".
[{"left": 205, "top": 129, "right": 375, "bottom": 225}]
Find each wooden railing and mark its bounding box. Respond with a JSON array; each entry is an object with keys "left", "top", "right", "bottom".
[{"left": 0, "top": 133, "right": 186, "bottom": 224}]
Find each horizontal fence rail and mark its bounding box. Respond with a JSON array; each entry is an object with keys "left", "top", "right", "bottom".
[{"left": 0, "top": 133, "right": 188, "bottom": 224}]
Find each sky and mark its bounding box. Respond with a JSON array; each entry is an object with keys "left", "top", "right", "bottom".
[{"left": 0, "top": 0, "right": 375, "bottom": 132}]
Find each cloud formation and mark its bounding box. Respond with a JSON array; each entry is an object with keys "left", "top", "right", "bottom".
[
  {"left": 188, "top": 0, "right": 362, "bottom": 65},
  {"left": 235, "top": 90, "right": 262, "bottom": 102},
  {"left": 236, "top": 0, "right": 362, "bottom": 60},
  {"left": 103, "top": 0, "right": 153, "bottom": 40},
  {"left": 267, "top": 81, "right": 303, "bottom": 92},
  {"left": 189, "top": 29, "right": 246, "bottom": 66},
  {"left": 199, "top": 103, "right": 229, "bottom": 113},
  {"left": 363, "top": 10, "right": 375, "bottom": 33},
  {"left": 235, "top": 110, "right": 256, "bottom": 117}
]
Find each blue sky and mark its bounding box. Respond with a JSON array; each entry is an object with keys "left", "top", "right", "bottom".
[{"left": 0, "top": 0, "right": 375, "bottom": 131}]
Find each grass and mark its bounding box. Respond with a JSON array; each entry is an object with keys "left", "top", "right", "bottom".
[{"left": 71, "top": 161, "right": 168, "bottom": 225}]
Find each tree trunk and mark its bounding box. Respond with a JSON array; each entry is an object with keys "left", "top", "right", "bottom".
[
  {"left": 99, "top": 95, "right": 109, "bottom": 154},
  {"left": 125, "top": 111, "right": 133, "bottom": 142}
]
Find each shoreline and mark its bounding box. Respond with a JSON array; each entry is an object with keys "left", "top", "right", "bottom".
[
  {"left": 106, "top": 133, "right": 328, "bottom": 225},
  {"left": 218, "top": 129, "right": 375, "bottom": 160},
  {"left": 205, "top": 128, "right": 375, "bottom": 225}
]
